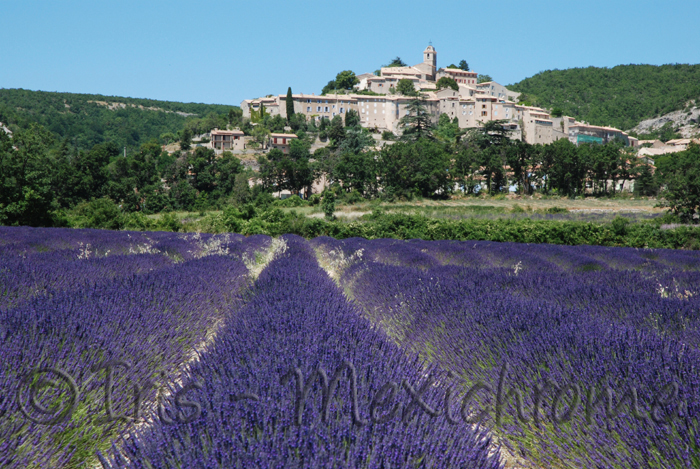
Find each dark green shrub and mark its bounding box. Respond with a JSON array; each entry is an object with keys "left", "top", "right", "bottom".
[
  {"left": 343, "top": 190, "right": 363, "bottom": 205},
  {"left": 322, "top": 191, "right": 336, "bottom": 220},
  {"left": 273, "top": 195, "right": 306, "bottom": 207},
  {"left": 157, "top": 212, "right": 181, "bottom": 232},
  {"left": 612, "top": 216, "right": 630, "bottom": 236},
  {"left": 73, "top": 198, "right": 123, "bottom": 230}
]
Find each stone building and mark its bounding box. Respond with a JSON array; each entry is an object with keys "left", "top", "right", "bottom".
[
  {"left": 210, "top": 129, "right": 245, "bottom": 153},
  {"left": 241, "top": 44, "right": 631, "bottom": 147},
  {"left": 269, "top": 133, "right": 297, "bottom": 154}
]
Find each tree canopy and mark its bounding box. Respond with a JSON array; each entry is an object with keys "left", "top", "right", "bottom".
[
  {"left": 396, "top": 79, "right": 418, "bottom": 96},
  {"left": 386, "top": 57, "right": 407, "bottom": 67},
  {"left": 322, "top": 70, "right": 360, "bottom": 94},
  {"left": 436, "top": 76, "right": 459, "bottom": 91},
  {"left": 447, "top": 60, "right": 470, "bottom": 71}
]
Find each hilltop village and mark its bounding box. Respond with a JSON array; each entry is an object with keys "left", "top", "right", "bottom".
[{"left": 240, "top": 45, "right": 639, "bottom": 148}]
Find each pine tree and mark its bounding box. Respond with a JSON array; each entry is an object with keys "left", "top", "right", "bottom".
[{"left": 399, "top": 98, "right": 434, "bottom": 141}]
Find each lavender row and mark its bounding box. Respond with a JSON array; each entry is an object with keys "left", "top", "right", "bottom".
[
  {"left": 330, "top": 239, "right": 700, "bottom": 468},
  {"left": 101, "top": 236, "right": 502, "bottom": 469},
  {"left": 314, "top": 237, "right": 700, "bottom": 344},
  {"left": 0, "top": 252, "right": 175, "bottom": 310},
  {"left": 0, "top": 228, "right": 270, "bottom": 312},
  {"left": 1, "top": 230, "right": 262, "bottom": 468}
]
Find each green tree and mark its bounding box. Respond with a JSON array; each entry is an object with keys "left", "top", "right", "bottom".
[
  {"left": 252, "top": 125, "right": 270, "bottom": 147},
  {"left": 318, "top": 117, "right": 330, "bottom": 140},
  {"left": 180, "top": 127, "right": 192, "bottom": 151},
  {"left": 657, "top": 122, "right": 681, "bottom": 142},
  {"left": 507, "top": 140, "right": 536, "bottom": 195},
  {"left": 214, "top": 151, "right": 244, "bottom": 196},
  {"left": 232, "top": 172, "right": 252, "bottom": 205},
  {"left": 286, "top": 87, "right": 295, "bottom": 122},
  {"left": 259, "top": 141, "right": 314, "bottom": 196},
  {"left": 311, "top": 147, "right": 338, "bottom": 185},
  {"left": 656, "top": 143, "right": 700, "bottom": 222},
  {"left": 467, "top": 120, "right": 513, "bottom": 193},
  {"left": 436, "top": 76, "right": 459, "bottom": 91},
  {"left": 285, "top": 139, "right": 314, "bottom": 196},
  {"left": 322, "top": 190, "right": 336, "bottom": 220},
  {"left": 458, "top": 60, "right": 470, "bottom": 71},
  {"left": 338, "top": 126, "right": 375, "bottom": 154},
  {"left": 334, "top": 70, "right": 359, "bottom": 90},
  {"left": 396, "top": 79, "right": 418, "bottom": 96},
  {"left": 265, "top": 114, "right": 286, "bottom": 133},
  {"left": 477, "top": 74, "right": 493, "bottom": 84},
  {"left": 185, "top": 147, "right": 215, "bottom": 196},
  {"left": 228, "top": 107, "right": 242, "bottom": 126},
  {"left": 0, "top": 124, "right": 59, "bottom": 226},
  {"left": 345, "top": 109, "right": 360, "bottom": 128},
  {"left": 377, "top": 140, "right": 451, "bottom": 198},
  {"left": 160, "top": 132, "right": 177, "bottom": 145},
  {"left": 547, "top": 138, "right": 587, "bottom": 197},
  {"left": 69, "top": 141, "right": 119, "bottom": 203},
  {"left": 387, "top": 57, "right": 407, "bottom": 67},
  {"left": 75, "top": 197, "right": 123, "bottom": 230},
  {"left": 328, "top": 115, "right": 346, "bottom": 149},
  {"left": 257, "top": 149, "right": 285, "bottom": 192},
  {"left": 335, "top": 150, "right": 377, "bottom": 196},
  {"left": 454, "top": 145, "right": 481, "bottom": 194},
  {"left": 434, "top": 113, "right": 461, "bottom": 144},
  {"left": 289, "top": 113, "right": 307, "bottom": 132},
  {"left": 633, "top": 162, "right": 658, "bottom": 197},
  {"left": 321, "top": 80, "right": 337, "bottom": 95},
  {"left": 399, "top": 97, "right": 434, "bottom": 142}
]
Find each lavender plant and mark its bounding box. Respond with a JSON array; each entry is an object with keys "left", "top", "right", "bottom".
[
  {"left": 326, "top": 238, "right": 700, "bottom": 468},
  {"left": 102, "top": 236, "right": 501, "bottom": 469}
]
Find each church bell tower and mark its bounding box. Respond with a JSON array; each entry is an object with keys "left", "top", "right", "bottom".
[{"left": 423, "top": 44, "right": 437, "bottom": 80}]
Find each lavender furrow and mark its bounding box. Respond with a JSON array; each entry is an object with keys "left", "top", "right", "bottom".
[
  {"left": 329, "top": 238, "right": 700, "bottom": 468},
  {"left": 0, "top": 229, "right": 265, "bottom": 468},
  {"left": 102, "top": 235, "right": 502, "bottom": 469}
]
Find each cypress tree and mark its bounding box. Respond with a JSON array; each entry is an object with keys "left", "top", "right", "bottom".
[{"left": 286, "top": 87, "right": 295, "bottom": 122}]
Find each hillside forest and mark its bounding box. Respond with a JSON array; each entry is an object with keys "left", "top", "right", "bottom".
[{"left": 508, "top": 64, "right": 700, "bottom": 131}]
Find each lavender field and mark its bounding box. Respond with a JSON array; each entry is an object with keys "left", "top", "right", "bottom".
[{"left": 1, "top": 226, "right": 699, "bottom": 468}]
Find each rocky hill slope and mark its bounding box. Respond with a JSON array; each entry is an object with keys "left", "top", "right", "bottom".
[{"left": 631, "top": 101, "right": 700, "bottom": 138}]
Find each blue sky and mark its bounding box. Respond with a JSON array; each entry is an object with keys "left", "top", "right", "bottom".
[{"left": 2, "top": 0, "right": 699, "bottom": 107}]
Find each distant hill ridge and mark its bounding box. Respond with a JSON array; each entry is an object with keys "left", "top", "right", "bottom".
[
  {"left": 508, "top": 63, "right": 700, "bottom": 131},
  {"left": 0, "top": 88, "right": 236, "bottom": 150},
  {"left": 86, "top": 100, "right": 199, "bottom": 117}
]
